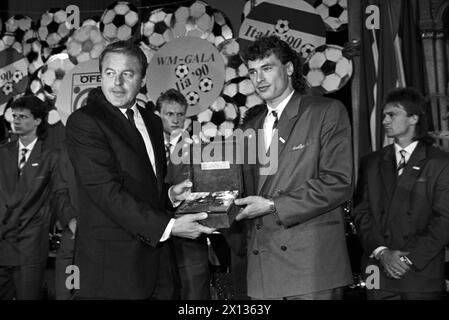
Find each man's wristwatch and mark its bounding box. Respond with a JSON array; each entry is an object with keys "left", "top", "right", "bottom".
[{"left": 267, "top": 198, "right": 277, "bottom": 214}]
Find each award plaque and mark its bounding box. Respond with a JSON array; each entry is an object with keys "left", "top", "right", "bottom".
[{"left": 175, "top": 139, "right": 242, "bottom": 229}]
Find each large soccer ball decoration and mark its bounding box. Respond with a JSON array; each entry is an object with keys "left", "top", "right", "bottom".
[
  {"left": 37, "top": 8, "right": 72, "bottom": 48},
  {"left": 218, "top": 39, "right": 248, "bottom": 82},
  {"left": 23, "top": 37, "right": 45, "bottom": 75},
  {"left": 100, "top": 1, "right": 140, "bottom": 42},
  {"left": 222, "top": 76, "right": 261, "bottom": 111},
  {"left": 303, "top": 44, "right": 353, "bottom": 93},
  {"left": 314, "top": 0, "right": 348, "bottom": 32},
  {"left": 173, "top": 1, "right": 214, "bottom": 39},
  {"left": 0, "top": 34, "right": 22, "bottom": 53},
  {"left": 5, "top": 15, "right": 34, "bottom": 44},
  {"left": 66, "top": 25, "right": 106, "bottom": 64},
  {"left": 39, "top": 53, "right": 75, "bottom": 99},
  {"left": 194, "top": 94, "right": 240, "bottom": 139},
  {"left": 141, "top": 8, "right": 174, "bottom": 50},
  {"left": 206, "top": 9, "right": 233, "bottom": 47}
]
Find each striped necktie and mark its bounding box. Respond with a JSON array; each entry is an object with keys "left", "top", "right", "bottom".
[
  {"left": 397, "top": 149, "right": 407, "bottom": 176},
  {"left": 271, "top": 110, "right": 279, "bottom": 130},
  {"left": 18, "top": 148, "right": 28, "bottom": 176},
  {"left": 165, "top": 141, "right": 171, "bottom": 165}
]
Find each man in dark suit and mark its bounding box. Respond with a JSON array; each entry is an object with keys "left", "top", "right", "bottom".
[
  {"left": 65, "top": 41, "right": 215, "bottom": 299},
  {"left": 0, "top": 95, "right": 74, "bottom": 299},
  {"left": 234, "top": 35, "right": 353, "bottom": 299},
  {"left": 156, "top": 88, "right": 211, "bottom": 300},
  {"left": 354, "top": 87, "right": 449, "bottom": 300}
]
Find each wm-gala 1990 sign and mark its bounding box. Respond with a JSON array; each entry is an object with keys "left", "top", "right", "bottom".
[{"left": 147, "top": 36, "right": 225, "bottom": 117}]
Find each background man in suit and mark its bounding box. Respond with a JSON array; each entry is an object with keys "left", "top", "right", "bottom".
[
  {"left": 157, "top": 88, "right": 211, "bottom": 300},
  {"left": 234, "top": 35, "right": 353, "bottom": 300},
  {"left": 65, "top": 41, "right": 215, "bottom": 299},
  {"left": 0, "top": 95, "right": 74, "bottom": 299},
  {"left": 353, "top": 87, "right": 449, "bottom": 300}
]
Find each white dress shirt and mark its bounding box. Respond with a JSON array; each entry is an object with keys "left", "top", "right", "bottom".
[{"left": 263, "top": 90, "right": 294, "bottom": 150}]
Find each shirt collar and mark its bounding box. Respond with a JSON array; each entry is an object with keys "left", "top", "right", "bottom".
[
  {"left": 118, "top": 101, "right": 139, "bottom": 117},
  {"left": 394, "top": 141, "right": 418, "bottom": 156},
  {"left": 19, "top": 137, "right": 38, "bottom": 152},
  {"left": 266, "top": 90, "right": 295, "bottom": 119}
]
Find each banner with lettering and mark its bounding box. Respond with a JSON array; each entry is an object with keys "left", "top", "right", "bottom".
[
  {"left": 56, "top": 59, "right": 100, "bottom": 125},
  {"left": 238, "top": 0, "right": 326, "bottom": 55},
  {"left": 0, "top": 48, "right": 28, "bottom": 115},
  {"left": 147, "top": 37, "right": 225, "bottom": 117}
]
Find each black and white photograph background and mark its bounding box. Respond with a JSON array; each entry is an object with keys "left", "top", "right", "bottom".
[{"left": 0, "top": 0, "right": 448, "bottom": 305}]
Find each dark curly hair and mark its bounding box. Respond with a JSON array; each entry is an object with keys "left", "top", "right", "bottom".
[
  {"left": 241, "top": 35, "right": 306, "bottom": 94},
  {"left": 11, "top": 95, "right": 49, "bottom": 140}
]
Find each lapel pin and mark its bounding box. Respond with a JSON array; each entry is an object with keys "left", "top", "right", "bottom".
[
  {"left": 412, "top": 166, "right": 420, "bottom": 170},
  {"left": 279, "top": 137, "right": 285, "bottom": 144},
  {"left": 31, "top": 163, "right": 39, "bottom": 167}
]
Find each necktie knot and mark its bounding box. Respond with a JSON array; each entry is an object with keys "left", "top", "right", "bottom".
[
  {"left": 271, "top": 110, "right": 279, "bottom": 130},
  {"left": 397, "top": 149, "right": 407, "bottom": 176},
  {"left": 126, "top": 108, "right": 136, "bottom": 128}
]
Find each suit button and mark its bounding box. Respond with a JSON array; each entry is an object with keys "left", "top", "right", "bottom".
[
  {"left": 252, "top": 249, "right": 259, "bottom": 255},
  {"left": 407, "top": 211, "right": 412, "bottom": 216},
  {"left": 255, "top": 224, "right": 261, "bottom": 230},
  {"left": 384, "top": 234, "right": 389, "bottom": 239},
  {"left": 380, "top": 210, "right": 385, "bottom": 215},
  {"left": 280, "top": 245, "right": 287, "bottom": 251}
]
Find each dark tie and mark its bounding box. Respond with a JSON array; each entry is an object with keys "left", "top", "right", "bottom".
[
  {"left": 271, "top": 110, "right": 279, "bottom": 130},
  {"left": 165, "top": 141, "right": 171, "bottom": 164},
  {"left": 126, "top": 108, "right": 137, "bottom": 128},
  {"left": 397, "top": 149, "right": 407, "bottom": 176},
  {"left": 18, "top": 148, "right": 28, "bottom": 176}
]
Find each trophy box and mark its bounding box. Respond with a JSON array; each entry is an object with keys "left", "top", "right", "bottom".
[{"left": 175, "top": 139, "right": 242, "bottom": 229}]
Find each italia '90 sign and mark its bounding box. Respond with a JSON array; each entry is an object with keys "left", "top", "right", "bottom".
[
  {"left": 147, "top": 37, "right": 225, "bottom": 117},
  {"left": 238, "top": 0, "right": 326, "bottom": 57}
]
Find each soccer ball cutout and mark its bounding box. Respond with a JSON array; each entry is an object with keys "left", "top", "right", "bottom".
[
  {"left": 39, "top": 53, "right": 75, "bottom": 99},
  {"left": 175, "top": 64, "right": 189, "bottom": 79},
  {"left": 198, "top": 77, "right": 213, "bottom": 92},
  {"left": 82, "top": 16, "right": 101, "bottom": 28},
  {"left": 100, "top": 1, "right": 140, "bottom": 42},
  {"left": 275, "top": 19, "right": 289, "bottom": 34},
  {"left": 23, "top": 37, "right": 45, "bottom": 75},
  {"left": 303, "top": 44, "right": 353, "bottom": 94},
  {"left": 173, "top": 1, "right": 214, "bottom": 39},
  {"left": 206, "top": 9, "right": 233, "bottom": 47},
  {"left": 2, "top": 82, "right": 13, "bottom": 96},
  {"left": 12, "top": 70, "right": 24, "bottom": 84},
  {"left": 300, "top": 43, "right": 316, "bottom": 59},
  {"left": 218, "top": 39, "right": 248, "bottom": 82},
  {"left": 222, "top": 77, "right": 256, "bottom": 108},
  {"left": 314, "top": 0, "right": 348, "bottom": 32},
  {"left": 5, "top": 15, "right": 34, "bottom": 44},
  {"left": 0, "top": 34, "right": 22, "bottom": 53},
  {"left": 186, "top": 91, "right": 200, "bottom": 106},
  {"left": 194, "top": 94, "right": 240, "bottom": 139},
  {"left": 141, "top": 8, "right": 174, "bottom": 50},
  {"left": 67, "top": 25, "right": 106, "bottom": 65},
  {"left": 37, "top": 8, "right": 72, "bottom": 48}
]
